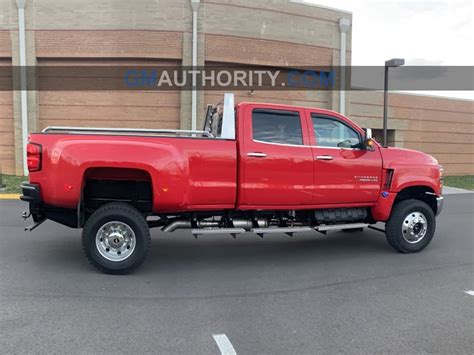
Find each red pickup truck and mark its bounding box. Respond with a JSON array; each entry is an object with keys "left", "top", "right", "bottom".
[{"left": 21, "top": 94, "right": 444, "bottom": 274}]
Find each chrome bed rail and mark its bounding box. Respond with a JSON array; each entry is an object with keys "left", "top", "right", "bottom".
[{"left": 41, "top": 126, "right": 214, "bottom": 138}]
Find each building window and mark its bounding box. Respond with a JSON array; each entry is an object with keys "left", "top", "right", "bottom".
[{"left": 252, "top": 109, "right": 303, "bottom": 145}]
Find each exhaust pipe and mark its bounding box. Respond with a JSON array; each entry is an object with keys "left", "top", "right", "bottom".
[
  {"left": 232, "top": 219, "right": 253, "bottom": 231},
  {"left": 162, "top": 220, "right": 220, "bottom": 232},
  {"left": 162, "top": 220, "right": 192, "bottom": 232},
  {"left": 162, "top": 218, "right": 266, "bottom": 233}
]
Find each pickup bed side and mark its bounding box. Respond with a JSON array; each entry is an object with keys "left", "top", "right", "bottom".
[{"left": 28, "top": 134, "right": 237, "bottom": 213}]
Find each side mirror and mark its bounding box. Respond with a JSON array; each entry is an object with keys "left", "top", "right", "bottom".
[{"left": 363, "top": 128, "right": 375, "bottom": 150}]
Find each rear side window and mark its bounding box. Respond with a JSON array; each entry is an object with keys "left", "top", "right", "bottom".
[{"left": 252, "top": 109, "right": 303, "bottom": 145}]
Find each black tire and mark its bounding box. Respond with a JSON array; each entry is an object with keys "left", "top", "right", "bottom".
[
  {"left": 385, "top": 199, "right": 436, "bottom": 253},
  {"left": 81, "top": 203, "right": 151, "bottom": 274}
]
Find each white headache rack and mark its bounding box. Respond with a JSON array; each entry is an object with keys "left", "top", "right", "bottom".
[{"left": 41, "top": 126, "right": 214, "bottom": 138}]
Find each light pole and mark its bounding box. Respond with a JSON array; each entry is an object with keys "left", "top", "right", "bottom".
[{"left": 383, "top": 58, "right": 405, "bottom": 147}]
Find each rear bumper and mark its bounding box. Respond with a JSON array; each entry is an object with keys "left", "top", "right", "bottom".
[
  {"left": 20, "top": 182, "right": 78, "bottom": 228},
  {"left": 436, "top": 196, "right": 444, "bottom": 216},
  {"left": 20, "top": 182, "right": 42, "bottom": 204}
]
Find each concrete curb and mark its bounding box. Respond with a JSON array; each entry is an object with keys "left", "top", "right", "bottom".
[{"left": 0, "top": 194, "right": 21, "bottom": 200}]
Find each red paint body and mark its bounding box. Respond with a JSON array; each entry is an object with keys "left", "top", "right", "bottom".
[{"left": 27, "top": 103, "right": 442, "bottom": 221}]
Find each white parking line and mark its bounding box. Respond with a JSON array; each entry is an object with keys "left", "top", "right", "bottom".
[
  {"left": 212, "top": 334, "right": 237, "bottom": 355},
  {"left": 464, "top": 290, "right": 474, "bottom": 296}
]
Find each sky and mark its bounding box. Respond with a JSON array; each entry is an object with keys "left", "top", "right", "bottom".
[{"left": 303, "top": 0, "right": 473, "bottom": 99}]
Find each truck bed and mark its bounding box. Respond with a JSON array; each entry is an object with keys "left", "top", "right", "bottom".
[{"left": 28, "top": 132, "right": 237, "bottom": 212}]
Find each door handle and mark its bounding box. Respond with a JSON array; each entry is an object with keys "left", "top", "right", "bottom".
[
  {"left": 247, "top": 152, "right": 267, "bottom": 158},
  {"left": 316, "top": 155, "right": 333, "bottom": 161}
]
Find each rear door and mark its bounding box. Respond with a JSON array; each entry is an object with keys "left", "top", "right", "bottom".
[
  {"left": 308, "top": 110, "right": 383, "bottom": 205},
  {"left": 239, "top": 105, "right": 313, "bottom": 206}
]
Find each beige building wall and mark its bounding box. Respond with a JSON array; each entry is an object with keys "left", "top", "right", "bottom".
[
  {"left": 0, "top": 0, "right": 472, "bottom": 176},
  {"left": 197, "top": 0, "right": 350, "bottom": 127},
  {"left": 350, "top": 91, "right": 474, "bottom": 176},
  {"left": 0, "top": 0, "right": 14, "bottom": 175}
]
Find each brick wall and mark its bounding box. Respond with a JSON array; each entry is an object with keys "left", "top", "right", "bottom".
[
  {"left": 0, "top": 59, "right": 14, "bottom": 175},
  {"left": 350, "top": 91, "right": 474, "bottom": 175},
  {"left": 37, "top": 59, "right": 182, "bottom": 132}
]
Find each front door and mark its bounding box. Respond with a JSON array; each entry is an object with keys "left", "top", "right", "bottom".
[
  {"left": 308, "top": 111, "right": 383, "bottom": 205},
  {"left": 239, "top": 105, "right": 313, "bottom": 206}
]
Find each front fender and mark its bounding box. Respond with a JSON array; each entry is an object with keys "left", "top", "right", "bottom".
[{"left": 388, "top": 160, "right": 440, "bottom": 195}]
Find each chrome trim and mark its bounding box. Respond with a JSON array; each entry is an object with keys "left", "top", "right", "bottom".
[
  {"left": 252, "top": 227, "right": 313, "bottom": 234},
  {"left": 312, "top": 145, "right": 361, "bottom": 151},
  {"left": 95, "top": 221, "right": 136, "bottom": 262},
  {"left": 21, "top": 184, "right": 36, "bottom": 190},
  {"left": 401, "top": 211, "right": 428, "bottom": 244},
  {"left": 253, "top": 139, "right": 306, "bottom": 148},
  {"left": 316, "top": 155, "right": 333, "bottom": 161},
  {"left": 436, "top": 196, "right": 444, "bottom": 216},
  {"left": 192, "top": 228, "right": 246, "bottom": 235},
  {"left": 252, "top": 139, "right": 363, "bottom": 150},
  {"left": 317, "top": 223, "right": 368, "bottom": 232},
  {"left": 42, "top": 126, "right": 214, "bottom": 138},
  {"left": 247, "top": 152, "right": 267, "bottom": 158},
  {"left": 162, "top": 220, "right": 192, "bottom": 233}
]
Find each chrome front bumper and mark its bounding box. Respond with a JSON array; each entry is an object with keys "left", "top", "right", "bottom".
[{"left": 436, "top": 196, "right": 444, "bottom": 216}]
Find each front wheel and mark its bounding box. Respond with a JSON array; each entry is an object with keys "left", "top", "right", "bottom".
[
  {"left": 385, "top": 199, "right": 436, "bottom": 253},
  {"left": 82, "top": 203, "right": 151, "bottom": 274}
]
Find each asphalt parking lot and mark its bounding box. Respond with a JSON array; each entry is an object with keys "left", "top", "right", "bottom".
[{"left": 1, "top": 194, "right": 473, "bottom": 354}]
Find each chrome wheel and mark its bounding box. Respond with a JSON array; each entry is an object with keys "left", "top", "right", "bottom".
[
  {"left": 401, "top": 211, "right": 428, "bottom": 244},
  {"left": 95, "top": 221, "right": 136, "bottom": 262}
]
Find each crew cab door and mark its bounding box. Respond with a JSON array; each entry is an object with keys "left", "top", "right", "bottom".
[
  {"left": 307, "top": 110, "right": 383, "bottom": 205},
  {"left": 239, "top": 105, "right": 313, "bottom": 206}
]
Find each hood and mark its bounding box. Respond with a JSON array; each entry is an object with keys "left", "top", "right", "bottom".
[{"left": 380, "top": 147, "right": 439, "bottom": 169}]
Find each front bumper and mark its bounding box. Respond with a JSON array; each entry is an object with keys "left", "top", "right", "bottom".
[{"left": 436, "top": 196, "right": 444, "bottom": 216}]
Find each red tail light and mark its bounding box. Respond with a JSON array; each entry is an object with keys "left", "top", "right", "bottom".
[{"left": 27, "top": 143, "right": 42, "bottom": 172}]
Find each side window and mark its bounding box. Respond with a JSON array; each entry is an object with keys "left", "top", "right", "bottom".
[
  {"left": 312, "top": 115, "right": 361, "bottom": 148},
  {"left": 252, "top": 109, "right": 303, "bottom": 145}
]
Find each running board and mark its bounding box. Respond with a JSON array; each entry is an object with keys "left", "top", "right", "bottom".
[
  {"left": 192, "top": 228, "right": 246, "bottom": 238},
  {"left": 316, "top": 223, "right": 368, "bottom": 232},
  {"left": 190, "top": 224, "right": 369, "bottom": 238},
  {"left": 252, "top": 227, "right": 313, "bottom": 237},
  {"left": 191, "top": 227, "right": 313, "bottom": 238}
]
